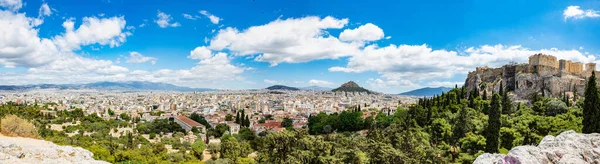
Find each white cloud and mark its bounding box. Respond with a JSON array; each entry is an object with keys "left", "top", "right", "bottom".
[
  {"left": 564, "top": 6, "right": 600, "bottom": 20},
  {"left": 189, "top": 46, "right": 212, "bottom": 60},
  {"left": 183, "top": 13, "right": 200, "bottom": 20},
  {"left": 39, "top": 3, "right": 52, "bottom": 17},
  {"left": 155, "top": 11, "right": 180, "bottom": 28},
  {"left": 53, "top": 16, "right": 132, "bottom": 51},
  {"left": 0, "top": 0, "right": 22, "bottom": 11},
  {"left": 199, "top": 10, "right": 220, "bottom": 24},
  {"left": 0, "top": 7, "right": 249, "bottom": 88},
  {"left": 126, "top": 52, "right": 157, "bottom": 65},
  {"left": 330, "top": 44, "right": 596, "bottom": 82},
  {"left": 339, "top": 23, "right": 384, "bottom": 42},
  {"left": 308, "top": 79, "right": 334, "bottom": 86},
  {"left": 427, "top": 81, "right": 464, "bottom": 88},
  {"left": 209, "top": 16, "right": 362, "bottom": 66},
  {"left": 0, "top": 10, "right": 58, "bottom": 68}
]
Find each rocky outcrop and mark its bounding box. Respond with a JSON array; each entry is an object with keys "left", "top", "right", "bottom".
[
  {"left": 474, "top": 130, "right": 600, "bottom": 164},
  {"left": 464, "top": 63, "right": 591, "bottom": 101},
  {"left": 0, "top": 135, "right": 108, "bottom": 164}
]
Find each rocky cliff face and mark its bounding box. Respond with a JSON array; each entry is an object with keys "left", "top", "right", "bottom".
[
  {"left": 0, "top": 135, "right": 108, "bottom": 164},
  {"left": 464, "top": 63, "right": 593, "bottom": 101},
  {"left": 474, "top": 130, "right": 600, "bottom": 164}
]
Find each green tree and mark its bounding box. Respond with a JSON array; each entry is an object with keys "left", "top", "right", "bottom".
[
  {"left": 220, "top": 134, "right": 241, "bottom": 160},
  {"left": 281, "top": 118, "right": 293, "bottom": 128},
  {"left": 192, "top": 140, "right": 206, "bottom": 159},
  {"left": 244, "top": 115, "right": 250, "bottom": 127},
  {"left": 226, "top": 114, "right": 234, "bottom": 121},
  {"left": 501, "top": 88, "right": 512, "bottom": 115},
  {"left": 485, "top": 93, "right": 501, "bottom": 153},
  {"left": 583, "top": 71, "right": 600, "bottom": 133}
]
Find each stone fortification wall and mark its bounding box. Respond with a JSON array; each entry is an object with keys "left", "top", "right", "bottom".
[{"left": 529, "top": 53, "right": 559, "bottom": 69}]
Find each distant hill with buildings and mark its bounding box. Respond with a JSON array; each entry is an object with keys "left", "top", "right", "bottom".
[
  {"left": 332, "top": 81, "right": 374, "bottom": 94},
  {"left": 0, "top": 81, "right": 215, "bottom": 92},
  {"left": 265, "top": 85, "right": 300, "bottom": 91},
  {"left": 399, "top": 87, "right": 453, "bottom": 97}
]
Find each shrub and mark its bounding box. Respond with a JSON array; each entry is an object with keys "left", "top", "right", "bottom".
[{"left": 1, "top": 115, "right": 38, "bottom": 138}]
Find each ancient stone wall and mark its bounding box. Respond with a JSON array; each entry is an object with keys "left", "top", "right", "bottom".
[
  {"left": 529, "top": 53, "right": 559, "bottom": 69},
  {"left": 569, "top": 62, "right": 583, "bottom": 74}
]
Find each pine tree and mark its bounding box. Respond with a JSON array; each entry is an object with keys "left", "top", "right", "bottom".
[
  {"left": 485, "top": 94, "right": 502, "bottom": 153},
  {"left": 583, "top": 71, "right": 600, "bottom": 133}
]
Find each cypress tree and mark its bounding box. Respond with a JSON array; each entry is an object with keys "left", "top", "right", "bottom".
[
  {"left": 583, "top": 71, "right": 600, "bottom": 133},
  {"left": 244, "top": 115, "right": 250, "bottom": 127},
  {"left": 485, "top": 93, "right": 502, "bottom": 153},
  {"left": 235, "top": 111, "right": 240, "bottom": 124},
  {"left": 501, "top": 88, "right": 512, "bottom": 114},
  {"left": 482, "top": 89, "right": 488, "bottom": 100}
]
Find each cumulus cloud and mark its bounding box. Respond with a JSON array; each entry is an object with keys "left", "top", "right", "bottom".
[
  {"left": 209, "top": 16, "right": 362, "bottom": 66},
  {"left": 339, "top": 23, "right": 384, "bottom": 42},
  {"left": 53, "top": 16, "right": 132, "bottom": 51},
  {"left": 308, "top": 79, "right": 334, "bottom": 86},
  {"left": 126, "top": 52, "right": 157, "bottom": 65},
  {"left": 199, "top": 10, "right": 220, "bottom": 24},
  {"left": 155, "top": 11, "right": 180, "bottom": 28},
  {"left": 39, "top": 3, "right": 52, "bottom": 17},
  {"left": 330, "top": 44, "right": 596, "bottom": 82},
  {"left": 189, "top": 46, "right": 212, "bottom": 60},
  {"left": 0, "top": 0, "right": 22, "bottom": 11},
  {"left": 564, "top": 6, "right": 600, "bottom": 20}
]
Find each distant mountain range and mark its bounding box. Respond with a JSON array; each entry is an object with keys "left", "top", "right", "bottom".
[
  {"left": 332, "top": 81, "right": 374, "bottom": 94},
  {"left": 399, "top": 87, "right": 453, "bottom": 97},
  {"left": 0, "top": 81, "right": 215, "bottom": 92}
]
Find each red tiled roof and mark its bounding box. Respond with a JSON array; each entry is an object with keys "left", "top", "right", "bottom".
[
  {"left": 254, "top": 121, "right": 282, "bottom": 129},
  {"left": 176, "top": 115, "right": 204, "bottom": 127}
]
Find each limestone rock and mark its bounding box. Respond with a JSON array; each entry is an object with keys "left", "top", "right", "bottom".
[
  {"left": 474, "top": 130, "right": 600, "bottom": 164},
  {"left": 0, "top": 135, "right": 109, "bottom": 164}
]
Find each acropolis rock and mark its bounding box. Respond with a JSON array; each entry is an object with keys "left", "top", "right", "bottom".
[{"left": 465, "top": 53, "right": 598, "bottom": 101}]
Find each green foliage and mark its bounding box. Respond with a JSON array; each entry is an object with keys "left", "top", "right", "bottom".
[
  {"left": 208, "top": 123, "right": 229, "bottom": 138},
  {"left": 583, "top": 71, "right": 600, "bottom": 133},
  {"left": 190, "top": 112, "right": 212, "bottom": 128},
  {"left": 485, "top": 94, "right": 501, "bottom": 153},
  {"left": 225, "top": 114, "right": 234, "bottom": 121},
  {"left": 191, "top": 140, "right": 206, "bottom": 159},
  {"left": 136, "top": 118, "right": 184, "bottom": 134},
  {"left": 281, "top": 117, "right": 293, "bottom": 128}
]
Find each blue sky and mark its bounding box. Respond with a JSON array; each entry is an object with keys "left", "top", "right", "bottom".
[{"left": 1, "top": 0, "right": 600, "bottom": 93}]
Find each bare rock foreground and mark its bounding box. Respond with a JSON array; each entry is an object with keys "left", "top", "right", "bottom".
[
  {"left": 0, "top": 135, "right": 108, "bottom": 164},
  {"left": 474, "top": 130, "right": 600, "bottom": 164}
]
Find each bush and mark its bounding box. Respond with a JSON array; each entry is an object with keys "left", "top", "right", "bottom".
[{"left": 1, "top": 115, "right": 38, "bottom": 138}]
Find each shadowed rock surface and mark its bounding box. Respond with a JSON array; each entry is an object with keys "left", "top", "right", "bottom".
[{"left": 474, "top": 130, "right": 600, "bottom": 164}]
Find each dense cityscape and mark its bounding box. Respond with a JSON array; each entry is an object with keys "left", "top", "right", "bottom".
[{"left": 2, "top": 0, "right": 600, "bottom": 163}]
